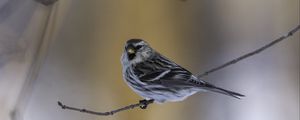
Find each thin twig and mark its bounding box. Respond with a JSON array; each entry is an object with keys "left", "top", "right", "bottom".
[
  {"left": 57, "top": 99, "right": 154, "bottom": 116},
  {"left": 58, "top": 25, "right": 300, "bottom": 116},
  {"left": 197, "top": 25, "right": 300, "bottom": 78}
]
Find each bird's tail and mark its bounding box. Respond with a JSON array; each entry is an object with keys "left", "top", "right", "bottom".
[{"left": 204, "top": 84, "right": 245, "bottom": 99}]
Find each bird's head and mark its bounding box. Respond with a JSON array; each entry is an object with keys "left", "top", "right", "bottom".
[{"left": 121, "top": 39, "right": 154, "bottom": 65}]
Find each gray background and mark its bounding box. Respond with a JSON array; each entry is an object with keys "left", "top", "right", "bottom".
[{"left": 0, "top": 0, "right": 299, "bottom": 120}]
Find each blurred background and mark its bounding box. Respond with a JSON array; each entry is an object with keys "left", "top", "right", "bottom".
[{"left": 0, "top": 0, "right": 299, "bottom": 120}]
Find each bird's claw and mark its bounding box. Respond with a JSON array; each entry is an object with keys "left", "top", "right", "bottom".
[{"left": 139, "top": 99, "right": 154, "bottom": 109}]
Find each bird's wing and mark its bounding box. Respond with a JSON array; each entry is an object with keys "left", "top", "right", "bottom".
[
  {"left": 139, "top": 67, "right": 207, "bottom": 87},
  {"left": 136, "top": 54, "right": 207, "bottom": 87},
  {"left": 139, "top": 69, "right": 171, "bottom": 82}
]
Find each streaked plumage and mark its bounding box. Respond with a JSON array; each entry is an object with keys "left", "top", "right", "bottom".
[{"left": 121, "top": 39, "right": 244, "bottom": 103}]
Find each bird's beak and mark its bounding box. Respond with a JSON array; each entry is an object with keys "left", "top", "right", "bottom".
[{"left": 127, "top": 48, "right": 135, "bottom": 54}]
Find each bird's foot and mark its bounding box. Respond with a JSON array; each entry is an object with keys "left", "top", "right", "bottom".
[{"left": 139, "top": 99, "right": 154, "bottom": 109}]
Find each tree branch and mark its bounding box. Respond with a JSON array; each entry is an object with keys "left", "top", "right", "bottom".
[
  {"left": 57, "top": 99, "right": 154, "bottom": 116},
  {"left": 57, "top": 24, "right": 299, "bottom": 116},
  {"left": 197, "top": 24, "right": 300, "bottom": 78}
]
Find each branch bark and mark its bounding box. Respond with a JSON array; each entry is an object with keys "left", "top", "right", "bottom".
[
  {"left": 57, "top": 99, "right": 154, "bottom": 116},
  {"left": 197, "top": 25, "right": 300, "bottom": 78}
]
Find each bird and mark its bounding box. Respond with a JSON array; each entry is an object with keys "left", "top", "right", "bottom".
[{"left": 121, "top": 39, "right": 244, "bottom": 104}]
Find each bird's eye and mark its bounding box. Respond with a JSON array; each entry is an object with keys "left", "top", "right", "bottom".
[{"left": 136, "top": 45, "right": 142, "bottom": 50}]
